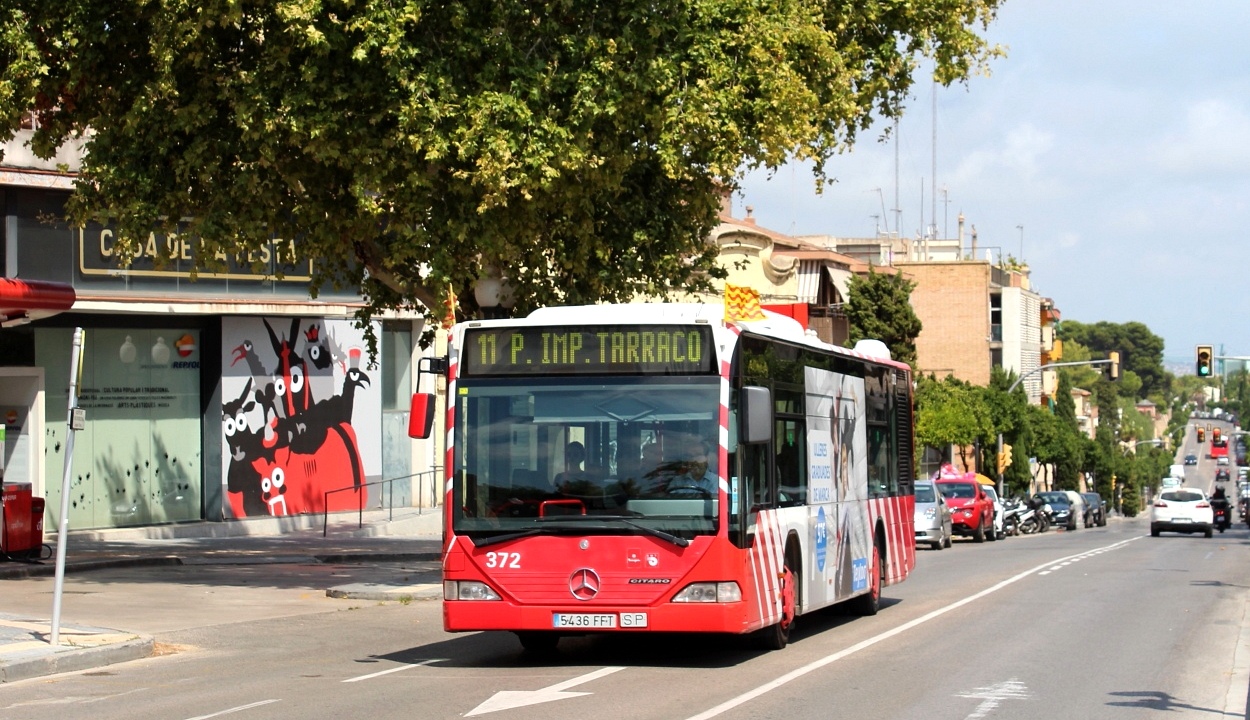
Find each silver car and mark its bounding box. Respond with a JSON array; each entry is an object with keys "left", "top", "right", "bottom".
[{"left": 914, "top": 479, "right": 952, "bottom": 550}]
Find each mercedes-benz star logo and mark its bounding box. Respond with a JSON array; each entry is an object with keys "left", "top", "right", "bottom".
[{"left": 569, "top": 568, "right": 600, "bottom": 601}]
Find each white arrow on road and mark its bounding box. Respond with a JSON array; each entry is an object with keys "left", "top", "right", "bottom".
[
  {"left": 957, "top": 678, "right": 1031, "bottom": 719},
  {"left": 466, "top": 666, "right": 627, "bottom": 717}
]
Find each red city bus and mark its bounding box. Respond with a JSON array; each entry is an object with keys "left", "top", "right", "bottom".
[
  {"left": 409, "top": 303, "right": 916, "bottom": 652},
  {"left": 1212, "top": 437, "right": 1229, "bottom": 461}
]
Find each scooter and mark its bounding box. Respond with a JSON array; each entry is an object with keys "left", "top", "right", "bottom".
[
  {"left": 1213, "top": 501, "right": 1231, "bottom": 533},
  {"left": 1001, "top": 497, "right": 1024, "bottom": 537},
  {"left": 1016, "top": 499, "right": 1049, "bottom": 534}
]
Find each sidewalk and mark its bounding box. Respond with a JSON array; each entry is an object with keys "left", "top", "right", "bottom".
[{"left": 0, "top": 507, "right": 445, "bottom": 683}]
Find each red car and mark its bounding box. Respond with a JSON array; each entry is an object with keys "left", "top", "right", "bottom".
[{"left": 935, "top": 479, "right": 996, "bottom": 542}]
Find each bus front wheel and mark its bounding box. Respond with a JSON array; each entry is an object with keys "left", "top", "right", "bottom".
[{"left": 757, "top": 542, "right": 799, "bottom": 650}]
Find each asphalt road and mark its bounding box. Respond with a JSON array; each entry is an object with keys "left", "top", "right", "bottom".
[{"left": 1, "top": 516, "right": 1246, "bottom": 720}]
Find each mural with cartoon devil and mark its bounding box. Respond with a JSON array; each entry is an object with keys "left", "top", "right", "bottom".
[{"left": 221, "top": 317, "right": 381, "bottom": 518}]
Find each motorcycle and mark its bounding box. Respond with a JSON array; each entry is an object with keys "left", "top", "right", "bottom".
[
  {"left": 1015, "top": 498, "right": 1050, "bottom": 534},
  {"left": 1213, "top": 499, "right": 1232, "bottom": 533},
  {"left": 1001, "top": 497, "right": 1025, "bottom": 536}
]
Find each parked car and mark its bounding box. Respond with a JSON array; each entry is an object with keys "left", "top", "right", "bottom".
[
  {"left": 1183, "top": 453, "right": 1199, "bottom": 466},
  {"left": 1034, "top": 491, "right": 1081, "bottom": 531},
  {"left": 982, "top": 484, "right": 1006, "bottom": 540},
  {"left": 1065, "top": 490, "right": 1092, "bottom": 528},
  {"left": 913, "top": 479, "right": 952, "bottom": 550},
  {"left": 936, "top": 478, "right": 996, "bottom": 542},
  {"left": 1150, "top": 488, "right": 1214, "bottom": 538},
  {"left": 1081, "top": 492, "right": 1107, "bottom": 526}
]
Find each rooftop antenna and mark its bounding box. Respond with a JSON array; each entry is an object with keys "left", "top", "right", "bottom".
[
  {"left": 931, "top": 71, "right": 938, "bottom": 243},
  {"left": 893, "top": 117, "right": 902, "bottom": 247},
  {"left": 871, "top": 187, "right": 890, "bottom": 235}
]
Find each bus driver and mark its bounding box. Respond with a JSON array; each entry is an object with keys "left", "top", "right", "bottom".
[{"left": 667, "top": 439, "right": 718, "bottom": 495}]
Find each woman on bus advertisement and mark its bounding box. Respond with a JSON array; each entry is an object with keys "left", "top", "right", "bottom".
[
  {"left": 832, "top": 374, "right": 868, "bottom": 598},
  {"left": 805, "top": 380, "right": 835, "bottom": 585},
  {"left": 806, "top": 366, "right": 869, "bottom": 599}
]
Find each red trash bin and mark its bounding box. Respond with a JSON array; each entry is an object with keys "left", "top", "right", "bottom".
[
  {"left": 1, "top": 483, "right": 33, "bottom": 557},
  {"left": 30, "top": 497, "right": 45, "bottom": 556}
]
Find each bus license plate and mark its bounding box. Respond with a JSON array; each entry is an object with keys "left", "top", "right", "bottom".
[{"left": 553, "top": 613, "right": 617, "bottom": 628}]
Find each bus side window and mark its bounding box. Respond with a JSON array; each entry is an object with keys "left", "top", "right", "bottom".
[
  {"left": 775, "top": 418, "right": 807, "bottom": 505},
  {"left": 731, "top": 442, "right": 770, "bottom": 548}
]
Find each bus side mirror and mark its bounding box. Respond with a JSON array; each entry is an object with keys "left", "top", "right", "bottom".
[
  {"left": 408, "top": 393, "right": 436, "bottom": 439},
  {"left": 739, "top": 386, "right": 772, "bottom": 444}
]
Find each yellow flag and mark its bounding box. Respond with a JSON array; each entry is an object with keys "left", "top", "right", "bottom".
[
  {"left": 724, "top": 284, "right": 766, "bottom": 322},
  {"left": 441, "top": 288, "right": 458, "bottom": 329}
]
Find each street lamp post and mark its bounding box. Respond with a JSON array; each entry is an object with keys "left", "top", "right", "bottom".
[{"left": 473, "top": 265, "right": 515, "bottom": 319}]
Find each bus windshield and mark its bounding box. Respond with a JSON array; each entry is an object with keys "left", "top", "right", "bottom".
[{"left": 451, "top": 376, "right": 722, "bottom": 540}]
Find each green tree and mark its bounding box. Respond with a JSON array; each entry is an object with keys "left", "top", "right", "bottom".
[
  {"left": 1026, "top": 403, "right": 1063, "bottom": 488},
  {"left": 1059, "top": 320, "right": 1169, "bottom": 398},
  {"left": 915, "top": 374, "right": 992, "bottom": 470},
  {"left": 845, "top": 267, "right": 922, "bottom": 367},
  {"left": 1, "top": 1, "right": 1005, "bottom": 333},
  {"left": 1052, "top": 372, "right": 1084, "bottom": 489},
  {"left": 983, "top": 366, "right": 1031, "bottom": 494}
]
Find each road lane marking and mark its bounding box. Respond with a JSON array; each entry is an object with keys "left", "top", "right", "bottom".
[
  {"left": 684, "top": 537, "right": 1141, "bottom": 720},
  {"left": 957, "top": 678, "right": 1031, "bottom": 718},
  {"left": 466, "top": 666, "right": 627, "bottom": 716},
  {"left": 343, "top": 658, "right": 445, "bottom": 683},
  {"left": 184, "top": 699, "right": 280, "bottom": 720}
]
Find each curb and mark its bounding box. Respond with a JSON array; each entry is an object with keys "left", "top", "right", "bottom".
[
  {"left": 0, "top": 635, "right": 154, "bottom": 684},
  {"left": 326, "top": 582, "right": 443, "bottom": 602},
  {"left": 0, "top": 552, "right": 444, "bottom": 580},
  {"left": 0, "top": 557, "right": 183, "bottom": 580}
]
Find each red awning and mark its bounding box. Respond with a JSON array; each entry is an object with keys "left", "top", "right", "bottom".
[{"left": 0, "top": 278, "right": 76, "bottom": 326}]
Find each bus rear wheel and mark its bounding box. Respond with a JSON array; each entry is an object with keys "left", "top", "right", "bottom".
[
  {"left": 849, "top": 541, "right": 882, "bottom": 616},
  {"left": 758, "top": 544, "right": 799, "bottom": 650}
]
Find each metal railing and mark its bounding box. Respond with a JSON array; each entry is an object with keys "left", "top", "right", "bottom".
[{"left": 322, "top": 467, "right": 443, "bottom": 536}]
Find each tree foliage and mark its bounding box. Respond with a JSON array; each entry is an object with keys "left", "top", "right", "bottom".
[
  {"left": 845, "top": 267, "right": 922, "bottom": 367},
  {"left": 1059, "top": 320, "right": 1169, "bottom": 399},
  {"left": 1, "top": 1, "right": 1005, "bottom": 332},
  {"left": 915, "top": 374, "right": 991, "bottom": 469}
]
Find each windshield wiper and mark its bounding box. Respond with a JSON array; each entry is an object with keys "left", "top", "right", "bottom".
[
  {"left": 537, "top": 514, "right": 691, "bottom": 547},
  {"left": 471, "top": 528, "right": 544, "bottom": 548},
  {"left": 617, "top": 519, "right": 690, "bottom": 547},
  {"left": 470, "top": 517, "right": 691, "bottom": 549}
]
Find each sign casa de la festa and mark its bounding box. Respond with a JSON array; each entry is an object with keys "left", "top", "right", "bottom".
[{"left": 76, "top": 226, "right": 312, "bottom": 282}]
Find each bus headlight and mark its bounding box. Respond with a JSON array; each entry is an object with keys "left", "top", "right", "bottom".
[
  {"left": 672, "top": 582, "right": 742, "bottom": 603},
  {"left": 444, "top": 580, "right": 501, "bottom": 601}
]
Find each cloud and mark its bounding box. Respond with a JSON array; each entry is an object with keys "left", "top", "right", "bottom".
[{"left": 1153, "top": 99, "right": 1250, "bottom": 179}]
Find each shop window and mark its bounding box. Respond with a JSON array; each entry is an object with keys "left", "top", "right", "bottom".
[
  {"left": 38, "top": 327, "right": 203, "bottom": 529},
  {"left": 381, "top": 321, "right": 413, "bottom": 412}
]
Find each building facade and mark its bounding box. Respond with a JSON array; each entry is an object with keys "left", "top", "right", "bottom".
[{"left": 1, "top": 152, "right": 439, "bottom": 531}]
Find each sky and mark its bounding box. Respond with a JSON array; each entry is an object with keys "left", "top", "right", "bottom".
[{"left": 735, "top": 0, "right": 1250, "bottom": 370}]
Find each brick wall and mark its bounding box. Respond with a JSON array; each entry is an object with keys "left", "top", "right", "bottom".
[{"left": 899, "top": 261, "right": 991, "bottom": 385}]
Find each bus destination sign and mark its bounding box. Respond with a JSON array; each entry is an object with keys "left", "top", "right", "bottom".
[{"left": 462, "top": 325, "right": 717, "bottom": 376}]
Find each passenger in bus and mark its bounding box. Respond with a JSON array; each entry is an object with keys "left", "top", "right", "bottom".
[
  {"left": 553, "top": 441, "right": 588, "bottom": 491},
  {"left": 667, "top": 439, "right": 718, "bottom": 495}
]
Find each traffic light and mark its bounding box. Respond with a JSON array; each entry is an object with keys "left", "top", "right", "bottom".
[
  {"left": 1196, "top": 345, "right": 1213, "bottom": 376},
  {"left": 1198, "top": 427, "right": 1205, "bottom": 443},
  {"left": 997, "top": 444, "right": 1013, "bottom": 474},
  {"left": 1109, "top": 351, "right": 1120, "bottom": 380}
]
